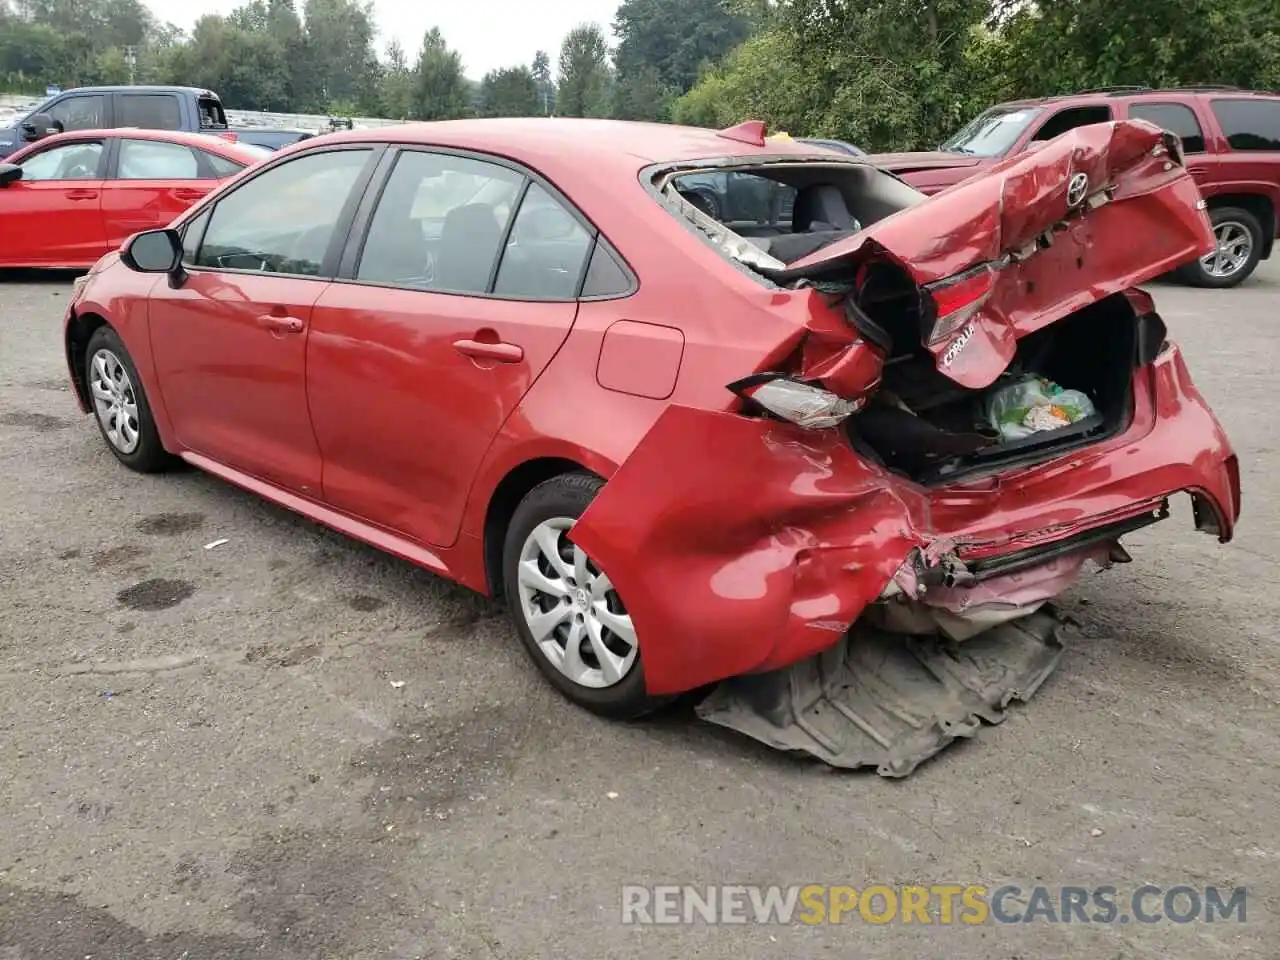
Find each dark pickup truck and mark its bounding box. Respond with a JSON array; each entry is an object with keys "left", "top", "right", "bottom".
[{"left": 0, "top": 85, "right": 316, "bottom": 159}]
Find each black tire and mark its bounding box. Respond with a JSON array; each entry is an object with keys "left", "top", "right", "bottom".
[
  {"left": 1178, "top": 205, "right": 1264, "bottom": 289},
  {"left": 502, "top": 472, "right": 670, "bottom": 720},
  {"left": 83, "top": 326, "right": 175, "bottom": 473}
]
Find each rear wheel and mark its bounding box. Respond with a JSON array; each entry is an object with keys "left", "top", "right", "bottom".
[
  {"left": 502, "top": 473, "right": 668, "bottom": 719},
  {"left": 84, "top": 326, "right": 174, "bottom": 473},
  {"left": 1180, "top": 206, "right": 1263, "bottom": 288}
]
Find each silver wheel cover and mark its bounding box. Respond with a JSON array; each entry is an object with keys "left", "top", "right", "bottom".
[{"left": 516, "top": 517, "right": 638, "bottom": 689}]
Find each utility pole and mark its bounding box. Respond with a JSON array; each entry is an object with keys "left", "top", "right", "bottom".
[{"left": 124, "top": 45, "right": 137, "bottom": 85}]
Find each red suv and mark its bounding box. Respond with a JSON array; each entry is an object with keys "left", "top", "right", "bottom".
[{"left": 867, "top": 86, "right": 1280, "bottom": 288}]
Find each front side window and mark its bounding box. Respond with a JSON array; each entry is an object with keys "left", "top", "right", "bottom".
[
  {"left": 1030, "top": 105, "right": 1112, "bottom": 142},
  {"left": 117, "top": 95, "right": 182, "bottom": 130},
  {"left": 194, "top": 148, "right": 372, "bottom": 276},
  {"left": 19, "top": 141, "right": 104, "bottom": 181},
  {"left": 356, "top": 151, "right": 524, "bottom": 293},
  {"left": 1211, "top": 98, "right": 1280, "bottom": 152},
  {"left": 1130, "top": 102, "right": 1207, "bottom": 153},
  {"left": 47, "top": 95, "right": 107, "bottom": 132},
  {"left": 492, "top": 183, "right": 593, "bottom": 299},
  {"left": 117, "top": 139, "right": 199, "bottom": 179}
]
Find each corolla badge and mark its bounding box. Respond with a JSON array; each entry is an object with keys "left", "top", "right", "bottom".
[{"left": 1067, "top": 172, "right": 1090, "bottom": 207}]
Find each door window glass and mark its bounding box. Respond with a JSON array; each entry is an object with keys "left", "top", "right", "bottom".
[
  {"left": 117, "top": 139, "right": 199, "bottom": 179},
  {"left": 19, "top": 141, "right": 104, "bottom": 180},
  {"left": 194, "top": 149, "right": 371, "bottom": 276},
  {"left": 356, "top": 151, "right": 523, "bottom": 292},
  {"left": 492, "top": 182, "right": 593, "bottom": 299},
  {"left": 117, "top": 95, "right": 183, "bottom": 130},
  {"left": 1030, "top": 105, "right": 1112, "bottom": 142},
  {"left": 1130, "top": 102, "right": 1206, "bottom": 153},
  {"left": 1210, "top": 99, "right": 1280, "bottom": 151},
  {"left": 47, "top": 95, "right": 107, "bottom": 132}
]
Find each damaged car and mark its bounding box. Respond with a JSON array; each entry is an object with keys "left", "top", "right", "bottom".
[{"left": 64, "top": 116, "right": 1239, "bottom": 776}]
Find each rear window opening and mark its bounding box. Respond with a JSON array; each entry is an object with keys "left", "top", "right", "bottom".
[
  {"left": 846, "top": 292, "right": 1147, "bottom": 484},
  {"left": 198, "top": 96, "right": 228, "bottom": 131},
  {"left": 652, "top": 158, "right": 923, "bottom": 272}
]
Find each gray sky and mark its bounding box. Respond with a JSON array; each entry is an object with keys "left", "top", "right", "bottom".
[{"left": 143, "top": 0, "right": 619, "bottom": 78}]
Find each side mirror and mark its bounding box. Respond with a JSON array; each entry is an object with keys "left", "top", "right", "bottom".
[
  {"left": 0, "top": 163, "right": 21, "bottom": 187},
  {"left": 121, "top": 228, "right": 183, "bottom": 275},
  {"left": 20, "top": 113, "right": 61, "bottom": 142}
]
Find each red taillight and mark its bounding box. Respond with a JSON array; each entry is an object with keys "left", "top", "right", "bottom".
[{"left": 924, "top": 262, "right": 999, "bottom": 345}]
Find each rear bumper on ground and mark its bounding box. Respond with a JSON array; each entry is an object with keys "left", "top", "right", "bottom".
[{"left": 571, "top": 342, "right": 1238, "bottom": 696}]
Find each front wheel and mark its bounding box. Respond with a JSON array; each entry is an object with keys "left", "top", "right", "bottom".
[
  {"left": 502, "top": 473, "right": 668, "bottom": 720},
  {"left": 1179, "top": 206, "right": 1263, "bottom": 288},
  {"left": 84, "top": 326, "right": 174, "bottom": 473}
]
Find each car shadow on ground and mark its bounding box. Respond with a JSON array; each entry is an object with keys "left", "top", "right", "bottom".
[{"left": 0, "top": 268, "right": 82, "bottom": 284}]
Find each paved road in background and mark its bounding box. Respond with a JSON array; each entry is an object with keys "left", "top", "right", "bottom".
[{"left": 1, "top": 264, "right": 1277, "bottom": 958}]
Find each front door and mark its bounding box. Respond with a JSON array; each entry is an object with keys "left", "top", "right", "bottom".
[
  {"left": 0, "top": 138, "right": 108, "bottom": 267},
  {"left": 307, "top": 149, "right": 594, "bottom": 547},
  {"left": 147, "top": 147, "right": 378, "bottom": 495}
]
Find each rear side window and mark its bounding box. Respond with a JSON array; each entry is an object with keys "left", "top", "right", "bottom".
[
  {"left": 492, "top": 183, "right": 593, "bottom": 299},
  {"left": 117, "top": 138, "right": 199, "bottom": 179},
  {"left": 356, "top": 150, "right": 523, "bottom": 293},
  {"left": 580, "top": 241, "right": 633, "bottom": 298},
  {"left": 197, "top": 96, "right": 228, "bottom": 130},
  {"left": 1211, "top": 99, "right": 1280, "bottom": 151},
  {"left": 201, "top": 150, "right": 247, "bottom": 178},
  {"left": 47, "top": 94, "right": 106, "bottom": 132},
  {"left": 1130, "top": 102, "right": 1206, "bottom": 153},
  {"left": 1031, "top": 105, "right": 1112, "bottom": 142},
  {"left": 117, "top": 95, "right": 182, "bottom": 130},
  {"left": 195, "top": 149, "right": 372, "bottom": 276}
]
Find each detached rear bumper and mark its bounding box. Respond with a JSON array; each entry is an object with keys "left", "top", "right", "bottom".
[{"left": 570, "top": 343, "right": 1238, "bottom": 696}]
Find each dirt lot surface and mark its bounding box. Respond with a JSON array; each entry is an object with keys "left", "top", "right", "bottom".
[{"left": 1, "top": 264, "right": 1277, "bottom": 958}]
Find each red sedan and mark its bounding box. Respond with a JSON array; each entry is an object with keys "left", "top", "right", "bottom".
[
  {"left": 0, "top": 128, "right": 268, "bottom": 268},
  {"left": 61, "top": 118, "right": 1241, "bottom": 772}
]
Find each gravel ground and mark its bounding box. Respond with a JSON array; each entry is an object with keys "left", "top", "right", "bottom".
[{"left": 0, "top": 263, "right": 1277, "bottom": 959}]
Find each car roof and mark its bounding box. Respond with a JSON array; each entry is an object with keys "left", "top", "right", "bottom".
[
  {"left": 990, "top": 85, "right": 1280, "bottom": 110},
  {"left": 16, "top": 128, "right": 265, "bottom": 162},
  {"left": 314, "top": 118, "right": 839, "bottom": 173},
  {"left": 54, "top": 85, "right": 220, "bottom": 98}
]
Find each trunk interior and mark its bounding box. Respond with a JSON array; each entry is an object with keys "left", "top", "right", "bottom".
[{"left": 845, "top": 280, "right": 1141, "bottom": 484}]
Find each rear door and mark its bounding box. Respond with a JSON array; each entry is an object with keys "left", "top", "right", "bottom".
[
  {"left": 113, "top": 92, "right": 184, "bottom": 131},
  {"left": 101, "top": 137, "right": 226, "bottom": 247},
  {"left": 0, "top": 138, "right": 108, "bottom": 266},
  {"left": 307, "top": 147, "right": 593, "bottom": 548}
]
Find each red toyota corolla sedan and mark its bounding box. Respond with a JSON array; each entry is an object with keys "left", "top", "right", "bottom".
[
  {"left": 61, "top": 117, "right": 1241, "bottom": 772},
  {"left": 0, "top": 128, "right": 268, "bottom": 268}
]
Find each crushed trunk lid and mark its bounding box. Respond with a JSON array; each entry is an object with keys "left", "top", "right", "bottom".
[{"left": 767, "top": 120, "right": 1215, "bottom": 389}]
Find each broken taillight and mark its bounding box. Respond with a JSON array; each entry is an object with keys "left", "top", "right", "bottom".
[
  {"left": 923, "top": 262, "right": 1000, "bottom": 345},
  {"left": 728, "top": 374, "right": 862, "bottom": 429}
]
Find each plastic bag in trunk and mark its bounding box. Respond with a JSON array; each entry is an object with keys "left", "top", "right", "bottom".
[{"left": 985, "top": 374, "right": 1096, "bottom": 442}]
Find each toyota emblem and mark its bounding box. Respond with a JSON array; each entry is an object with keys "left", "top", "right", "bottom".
[{"left": 1067, "top": 172, "right": 1089, "bottom": 207}]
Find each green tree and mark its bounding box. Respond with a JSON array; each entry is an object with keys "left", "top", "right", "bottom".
[
  {"left": 557, "top": 23, "right": 613, "bottom": 117},
  {"left": 531, "top": 49, "right": 555, "bottom": 115},
  {"left": 613, "top": 0, "right": 749, "bottom": 94},
  {"left": 479, "top": 65, "right": 540, "bottom": 117},
  {"left": 412, "top": 26, "right": 470, "bottom": 120},
  {"left": 379, "top": 38, "right": 415, "bottom": 119},
  {"left": 302, "top": 0, "right": 380, "bottom": 111}
]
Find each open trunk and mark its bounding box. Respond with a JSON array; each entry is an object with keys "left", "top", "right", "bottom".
[{"left": 844, "top": 284, "right": 1148, "bottom": 484}]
